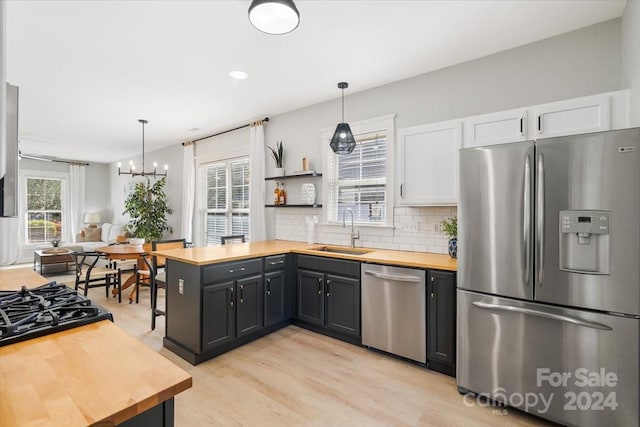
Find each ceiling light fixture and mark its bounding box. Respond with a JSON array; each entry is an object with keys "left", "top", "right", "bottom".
[
  {"left": 330, "top": 82, "right": 356, "bottom": 155},
  {"left": 117, "top": 119, "right": 168, "bottom": 178},
  {"left": 248, "top": 0, "right": 299, "bottom": 35},
  {"left": 229, "top": 70, "right": 249, "bottom": 80}
]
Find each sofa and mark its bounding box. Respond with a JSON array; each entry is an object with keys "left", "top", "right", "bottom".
[{"left": 75, "top": 223, "right": 125, "bottom": 251}]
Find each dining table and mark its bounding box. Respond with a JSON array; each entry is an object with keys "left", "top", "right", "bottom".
[{"left": 95, "top": 244, "right": 152, "bottom": 303}]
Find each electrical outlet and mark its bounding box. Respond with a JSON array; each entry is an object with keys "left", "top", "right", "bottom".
[
  {"left": 178, "top": 279, "right": 184, "bottom": 295},
  {"left": 433, "top": 223, "right": 441, "bottom": 234},
  {"left": 406, "top": 223, "right": 419, "bottom": 233}
]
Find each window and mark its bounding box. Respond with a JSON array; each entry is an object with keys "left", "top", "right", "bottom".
[
  {"left": 324, "top": 115, "right": 395, "bottom": 226},
  {"left": 198, "top": 157, "right": 250, "bottom": 245},
  {"left": 25, "top": 176, "right": 64, "bottom": 244}
]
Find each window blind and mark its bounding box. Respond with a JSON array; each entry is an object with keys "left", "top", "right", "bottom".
[
  {"left": 327, "top": 131, "right": 387, "bottom": 224},
  {"left": 198, "top": 157, "right": 250, "bottom": 245}
]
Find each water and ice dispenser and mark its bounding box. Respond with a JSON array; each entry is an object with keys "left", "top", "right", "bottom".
[{"left": 559, "top": 210, "right": 610, "bottom": 274}]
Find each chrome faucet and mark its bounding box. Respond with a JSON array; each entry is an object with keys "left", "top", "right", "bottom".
[{"left": 342, "top": 208, "right": 360, "bottom": 248}]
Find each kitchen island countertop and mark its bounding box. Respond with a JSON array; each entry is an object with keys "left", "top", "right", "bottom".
[
  {"left": 155, "top": 240, "right": 457, "bottom": 271},
  {"left": 0, "top": 268, "right": 192, "bottom": 427}
]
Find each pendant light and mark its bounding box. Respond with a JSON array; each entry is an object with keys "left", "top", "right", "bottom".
[
  {"left": 248, "top": 0, "right": 300, "bottom": 35},
  {"left": 117, "top": 119, "right": 168, "bottom": 178},
  {"left": 330, "top": 82, "right": 356, "bottom": 155}
]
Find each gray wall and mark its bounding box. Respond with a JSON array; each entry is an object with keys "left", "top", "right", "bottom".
[
  {"left": 264, "top": 18, "right": 622, "bottom": 179},
  {"left": 109, "top": 143, "right": 183, "bottom": 239},
  {"left": 108, "top": 18, "right": 625, "bottom": 244},
  {"left": 622, "top": 0, "right": 640, "bottom": 127}
]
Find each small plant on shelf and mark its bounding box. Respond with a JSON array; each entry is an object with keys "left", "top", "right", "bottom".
[{"left": 269, "top": 141, "right": 284, "bottom": 175}]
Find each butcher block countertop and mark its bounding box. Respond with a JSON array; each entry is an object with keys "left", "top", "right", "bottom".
[
  {"left": 0, "top": 268, "right": 192, "bottom": 427},
  {"left": 156, "top": 240, "right": 457, "bottom": 271}
]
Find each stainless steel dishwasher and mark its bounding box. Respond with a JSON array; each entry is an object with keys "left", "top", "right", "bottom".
[{"left": 361, "top": 263, "right": 426, "bottom": 363}]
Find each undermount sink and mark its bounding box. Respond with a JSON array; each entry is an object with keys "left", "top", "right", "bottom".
[{"left": 309, "top": 246, "right": 372, "bottom": 256}]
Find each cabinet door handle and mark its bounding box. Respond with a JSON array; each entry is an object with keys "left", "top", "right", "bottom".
[
  {"left": 239, "top": 284, "right": 244, "bottom": 303},
  {"left": 537, "top": 114, "right": 542, "bottom": 134},
  {"left": 519, "top": 117, "right": 524, "bottom": 136},
  {"left": 268, "top": 260, "right": 284, "bottom": 265},
  {"left": 326, "top": 279, "right": 332, "bottom": 297},
  {"left": 400, "top": 184, "right": 404, "bottom": 198},
  {"left": 228, "top": 267, "right": 246, "bottom": 273},
  {"left": 266, "top": 278, "right": 271, "bottom": 295},
  {"left": 430, "top": 276, "right": 435, "bottom": 298},
  {"left": 317, "top": 277, "right": 322, "bottom": 294},
  {"left": 229, "top": 287, "right": 234, "bottom": 307}
]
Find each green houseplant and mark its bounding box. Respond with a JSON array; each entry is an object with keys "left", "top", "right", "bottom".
[
  {"left": 268, "top": 141, "right": 284, "bottom": 176},
  {"left": 441, "top": 217, "right": 457, "bottom": 259},
  {"left": 123, "top": 177, "right": 173, "bottom": 243}
]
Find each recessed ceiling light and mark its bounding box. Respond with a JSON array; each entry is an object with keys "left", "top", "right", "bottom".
[
  {"left": 230, "top": 71, "right": 249, "bottom": 80},
  {"left": 188, "top": 127, "right": 200, "bottom": 132}
]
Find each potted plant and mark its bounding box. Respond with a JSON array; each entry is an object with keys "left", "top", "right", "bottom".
[
  {"left": 441, "top": 216, "right": 457, "bottom": 259},
  {"left": 123, "top": 177, "right": 173, "bottom": 244},
  {"left": 268, "top": 141, "right": 284, "bottom": 176}
]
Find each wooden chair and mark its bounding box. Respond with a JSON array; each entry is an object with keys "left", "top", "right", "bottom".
[
  {"left": 71, "top": 251, "right": 122, "bottom": 302},
  {"left": 221, "top": 235, "right": 245, "bottom": 245},
  {"left": 150, "top": 238, "right": 187, "bottom": 330}
]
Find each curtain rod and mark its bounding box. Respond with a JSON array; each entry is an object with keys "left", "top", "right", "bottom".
[
  {"left": 182, "top": 117, "right": 269, "bottom": 146},
  {"left": 20, "top": 153, "right": 90, "bottom": 166}
]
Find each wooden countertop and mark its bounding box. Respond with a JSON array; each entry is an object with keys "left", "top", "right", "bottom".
[
  {"left": 0, "top": 268, "right": 192, "bottom": 427},
  {"left": 156, "top": 240, "right": 457, "bottom": 271}
]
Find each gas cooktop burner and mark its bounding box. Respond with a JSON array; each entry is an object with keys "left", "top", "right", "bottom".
[{"left": 0, "top": 282, "right": 113, "bottom": 347}]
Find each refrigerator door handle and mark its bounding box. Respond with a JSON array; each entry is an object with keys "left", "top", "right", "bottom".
[
  {"left": 536, "top": 153, "right": 544, "bottom": 287},
  {"left": 523, "top": 155, "right": 531, "bottom": 287},
  {"left": 472, "top": 301, "right": 612, "bottom": 331}
]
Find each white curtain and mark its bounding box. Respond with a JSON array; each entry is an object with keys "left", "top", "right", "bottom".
[
  {"left": 69, "top": 164, "right": 86, "bottom": 240},
  {"left": 249, "top": 122, "right": 267, "bottom": 241},
  {"left": 180, "top": 143, "right": 195, "bottom": 243}
]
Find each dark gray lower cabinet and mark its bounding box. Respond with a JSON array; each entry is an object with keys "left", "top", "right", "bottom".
[
  {"left": 297, "top": 269, "right": 325, "bottom": 326},
  {"left": 264, "top": 270, "right": 286, "bottom": 327},
  {"left": 326, "top": 274, "right": 360, "bottom": 336},
  {"left": 203, "top": 275, "right": 264, "bottom": 352},
  {"left": 295, "top": 255, "right": 361, "bottom": 343},
  {"left": 202, "top": 281, "right": 235, "bottom": 351},
  {"left": 236, "top": 275, "right": 264, "bottom": 337},
  {"left": 427, "top": 269, "right": 456, "bottom": 376}
]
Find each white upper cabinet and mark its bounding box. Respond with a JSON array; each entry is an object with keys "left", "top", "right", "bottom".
[
  {"left": 461, "top": 90, "right": 628, "bottom": 149},
  {"left": 397, "top": 120, "right": 461, "bottom": 206},
  {"left": 533, "top": 93, "right": 610, "bottom": 139},
  {"left": 464, "top": 108, "right": 529, "bottom": 148}
]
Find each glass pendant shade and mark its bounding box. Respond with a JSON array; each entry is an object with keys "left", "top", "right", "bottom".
[
  {"left": 330, "top": 123, "right": 356, "bottom": 154},
  {"left": 248, "top": 0, "right": 299, "bottom": 35}
]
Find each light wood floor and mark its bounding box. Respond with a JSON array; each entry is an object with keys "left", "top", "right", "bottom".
[{"left": 31, "top": 267, "right": 553, "bottom": 426}]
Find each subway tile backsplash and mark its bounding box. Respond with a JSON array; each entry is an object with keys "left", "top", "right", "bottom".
[{"left": 274, "top": 206, "right": 457, "bottom": 254}]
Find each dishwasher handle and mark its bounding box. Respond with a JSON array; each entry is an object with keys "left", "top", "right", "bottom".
[{"left": 364, "top": 270, "right": 421, "bottom": 283}]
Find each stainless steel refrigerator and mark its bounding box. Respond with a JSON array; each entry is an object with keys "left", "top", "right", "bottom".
[{"left": 457, "top": 128, "right": 640, "bottom": 427}]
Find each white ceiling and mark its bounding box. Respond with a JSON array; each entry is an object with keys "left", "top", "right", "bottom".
[{"left": 6, "top": 0, "right": 627, "bottom": 164}]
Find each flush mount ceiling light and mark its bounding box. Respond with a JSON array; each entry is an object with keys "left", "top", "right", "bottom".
[
  {"left": 229, "top": 70, "right": 249, "bottom": 80},
  {"left": 248, "top": 0, "right": 299, "bottom": 35},
  {"left": 330, "top": 82, "right": 356, "bottom": 155},
  {"left": 117, "top": 119, "right": 168, "bottom": 178}
]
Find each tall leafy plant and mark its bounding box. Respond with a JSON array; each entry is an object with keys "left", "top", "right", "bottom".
[
  {"left": 123, "top": 177, "right": 173, "bottom": 242},
  {"left": 268, "top": 141, "right": 284, "bottom": 168}
]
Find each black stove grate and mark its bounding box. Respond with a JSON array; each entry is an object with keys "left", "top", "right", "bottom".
[{"left": 0, "top": 282, "right": 113, "bottom": 347}]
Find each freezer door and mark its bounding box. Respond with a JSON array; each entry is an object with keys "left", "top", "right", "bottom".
[
  {"left": 457, "top": 290, "right": 639, "bottom": 427},
  {"left": 536, "top": 128, "right": 640, "bottom": 315},
  {"left": 459, "top": 141, "right": 534, "bottom": 299}
]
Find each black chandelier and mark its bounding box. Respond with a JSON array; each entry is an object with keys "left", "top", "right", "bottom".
[{"left": 118, "top": 119, "right": 167, "bottom": 178}]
